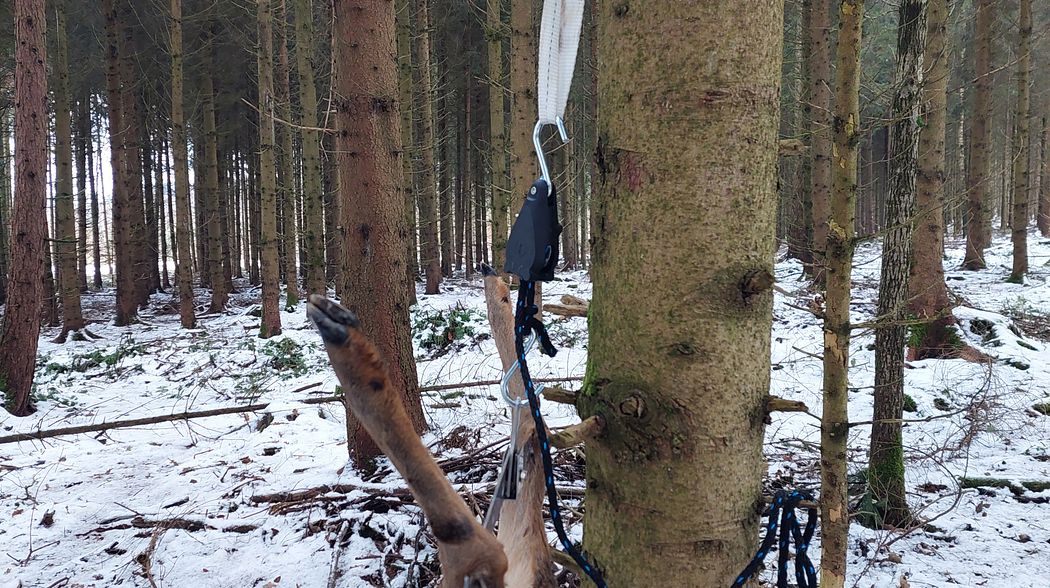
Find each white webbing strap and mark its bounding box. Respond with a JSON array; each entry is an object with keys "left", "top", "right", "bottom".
[{"left": 537, "top": 0, "right": 585, "bottom": 127}]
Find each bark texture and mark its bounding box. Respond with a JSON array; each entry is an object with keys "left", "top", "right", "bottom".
[
  {"left": 294, "top": 0, "right": 327, "bottom": 296},
  {"left": 581, "top": 2, "right": 781, "bottom": 584},
  {"left": 2, "top": 0, "right": 48, "bottom": 416},
  {"left": 1007, "top": 0, "right": 1031, "bottom": 283},
  {"left": 962, "top": 0, "right": 993, "bottom": 270},
  {"left": 414, "top": 0, "right": 441, "bottom": 295},
  {"left": 170, "top": 0, "right": 196, "bottom": 329},
  {"left": 870, "top": 0, "right": 926, "bottom": 529},
  {"left": 53, "top": 1, "right": 86, "bottom": 340},
  {"left": 808, "top": 0, "right": 833, "bottom": 284},
  {"left": 908, "top": 0, "right": 954, "bottom": 358},
  {"left": 822, "top": 1, "right": 863, "bottom": 585},
  {"left": 333, "top": 0, "right": 427, "bottom": 462},
  {"left": 488, "top": 0, "right": 510, "bottom": 271},
  {"left": 257, "top": 0, "right": 283, "bottom": 337}
]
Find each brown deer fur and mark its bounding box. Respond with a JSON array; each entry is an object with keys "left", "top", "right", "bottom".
[{"left": 307, "top": 295, "right": 507, "bottom": 587}]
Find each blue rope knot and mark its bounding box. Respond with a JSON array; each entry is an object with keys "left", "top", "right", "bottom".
[
  {"left": 732, "top": 489, "right": 818, "bottom": 588},
  {"left": 514, "top": 280, "right": 607, "bottom": 588}
]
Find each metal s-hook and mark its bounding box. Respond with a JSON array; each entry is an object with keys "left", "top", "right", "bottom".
[{"left": 532, "top": 116, "right": 570, "bottom": 189}]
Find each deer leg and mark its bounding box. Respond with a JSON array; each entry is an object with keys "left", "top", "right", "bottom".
[{"left": 307, "top": 295, "right": 508, "bottom": 588}]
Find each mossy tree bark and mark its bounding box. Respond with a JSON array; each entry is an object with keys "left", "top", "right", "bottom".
[
  {"left": 257, "top": 0, "right": 283, "bottom": 338},
  {"left": 1, "top": 0, "right": 48, "bottom": 416},
  {"left": 822, "top": 1, "right": 863, "bottom": 585},
  {"left": 580, "top": 2, "right": 782, "bottom": 584},
  {"left": 293, "top": 0, "right": 327, "bottom": 297},
  {"left": 170, "top": 0, "right": 196, "bottom": 329},
  {"left": 1007, "top": 0, "right": 1031, "bottom": 284},
  {"left": 52, "top": 0, "right": 86, "bottom": 342},
  {"left": 807, "top": 0, "right": 833, "bottom": 285},
  {"left": 962, "top": 0, "right": 993, "bottom": 270},
  {"left": 333, "top": 0, "right": 427, "bottom": 463},
  {"left": 908, "top": 0, "right": 954, "bottom": 358},
  {"left": 869, "top": 0, "right": 926, "bottom": 529}
]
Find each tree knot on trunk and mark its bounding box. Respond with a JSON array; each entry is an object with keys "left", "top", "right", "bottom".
[{"left": 739, "top": 268, "right": 775, "bottom": 306}]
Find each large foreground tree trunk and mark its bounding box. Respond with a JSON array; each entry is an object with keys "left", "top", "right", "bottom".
[
  {"left": 333, "top": 0, "right": 426, "bottom": 463},
  {"left": 962, "top": 0, "right": 993, "bottom": 270},
  {"left": 2, "top": 0, "right": 48, "bottom": 416},
  {"left": 870, "top": 0, "right": 926, "bottom": 529},
  {"left": 908, "top": 0, "right": 954, "bottom": 357},
  {"left": 581, "top": 1, "right": 782, "bottom": 584},
  {"left": 1007, "top": 0, "right": 1031, "bottom": 283},
  {"left": 822, "top": 1, "right": 864, "bottom": 585}
]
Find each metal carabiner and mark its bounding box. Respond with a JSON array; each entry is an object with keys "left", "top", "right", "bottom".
[{"left": 532, "top": 115, "right": 571, "bottom": 189}]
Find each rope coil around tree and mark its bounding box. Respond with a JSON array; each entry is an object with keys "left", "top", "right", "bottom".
[{"left": 732, "top": 489, "right": 818, "bottom": 588}]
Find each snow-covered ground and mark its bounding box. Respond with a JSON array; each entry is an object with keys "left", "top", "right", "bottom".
[{"left": 1, "top": 231, "right": 1048, "bottom": 588}]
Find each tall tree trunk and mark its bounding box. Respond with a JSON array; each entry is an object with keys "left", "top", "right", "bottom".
[
  {"left": 395, "top": 0, "right": 419, "bottom": 297},
  {"left": 257, "top": 0, "right": 283, "bottom": 337},
  {"left": 869, "top": 0, "right": 926, "bottom": 529},
  {"left": 53, "top": 1, "right": 86, "bottom": 341},
  {"left": 822, "top": 1, "right": 863, "bottom": 585},
  {"left": 581, "top": 1, "right": 781, "bottom": 584},
  {"left": 509, "top": 0, "right": 536, "bottom": 232},
  {"left": 102, "top": 0, "right": 135, "bottom": 324},
  {"left": 293, "top": 0, "right": 325, "bottom": 296},
  {"left": 909, "top": 0, "right": 954, "bottom": 358},
  {"left": 156, "top": 130, "right": 170, "bottom": 290},
  {"left": 141, "top": 122, "right": 160, "bottom": 295},
  {"left": 962, "top": 0, "right": 993, "bottom": 269},
  {"left": 89, "top": 100, "right": 103, "bottom": 290},
  {"left": 276, "top": 0, "right": 300, "bottom": 308},
  {"left": 0, "top": 109, "right": 10, "bottom": 305},
  {"left": 170, "top": 0, "right": 196, "bottom": 328},
  {"left": 75, "top": 98, "right": 89, "bottom": 292},
  {"left": 202, "top": 36, "right": 228, "bottom": 313},
  {"left": 808, "top": 0, "right": 833, "bottom": 284},
  {"left": 2, "top": 0, "right": 48, "bottom": 416},
  {"left": 488, "top": 0, "right": 510, "bottom": 271},
  {"left": 414, "top": 0, "right": 441, "bottom": 295},
  {"left": 1007, "top": 0, "right": 1031, "bottom": 283},
  {"left": 120, "top": 9, "right": 151, "bottom": 310},
  {"left": 332, "top": 0, "right": 426, "bottom": 463},
  {"left": 1040, "top": 100, "right": 1050, "bottom": 237}
]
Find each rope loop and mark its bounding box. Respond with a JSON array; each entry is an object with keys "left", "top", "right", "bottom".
[{"left": 732, "top": 489, "right": 818, "bottom": 588}]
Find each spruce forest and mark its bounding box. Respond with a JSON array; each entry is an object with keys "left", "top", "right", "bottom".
[{"left": 1, "top": 1, "right": 1050, "bottom": 586}]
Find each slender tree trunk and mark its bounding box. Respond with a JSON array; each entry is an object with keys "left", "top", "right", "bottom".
[
  {"left": 909, "top": 0, "right": 954, "bottom": 358},
  {"left": 963, "top": 0, "right": 993, "bottom": 269},
  {"left": 141, "top": 117, "right": 160, "bottom": 295},
  {"left": 292, "top": 0, "right": 325, "bottom": 296},
  {"left": 170, "top": 0, "right": 196, "bottom": 328},
  {"left": 257, "top": 0, "right": 283, "bottom": 337},
  {"left": 202, "top": 36, "right": 228, "bottom": 313},
  {"left": 52, "top": 1, "right": 86, "bottom": 341},
  {"left": 509, "top": 0, "right": 537, "bottom": 235},
  {"left": 2, "top": 0, "right": 48, "bottom": 416},
  {"left": 488, "top": 0, "right": 510, "bottom": 271},
  {"left": 822, "top": 1, "right": 863, "bottom": 585},
  {"left": 808, "top": 0, "right": 833, "bottom": 284},
  {"left": 156, "top": 131, "right": 170, "bottom": 290},
  {"left": 395, "top": 0, "right": 419, "bottom": 296},
  {"left": 414, "top": 0, "right": 441, "bottom": 295},
  {"left": 102, "top": 0, "right": 139, "bottom": 325},
  {"left": 119, "top": 10, "right": 151, "bottom": 310},
  {"left": 0, "top": 109, "right": 10, "bottom": 305},
  {"left": 1040, "top": 101, "right": 1050, "bottom": 237},
  {"left": 276, "top": 0, "right": 300, "bottom": 308},
  {"left": 75, "top": 98, "right": 89, "bottom": 292},
  {"left": 332, "top": 0, "right": 426, "bottom": 463},
  {"left": 89, "top": 102, "right": 103, "bottom": 290},
  {"left": 869, "top": 0, "right": 927, "bottom": 529},
  {"left": 582, "top": 1, "right": 781, "bottom": 584},
  {"left": 1008, "top": 0, "right": 1031, "bottom": 283}
]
